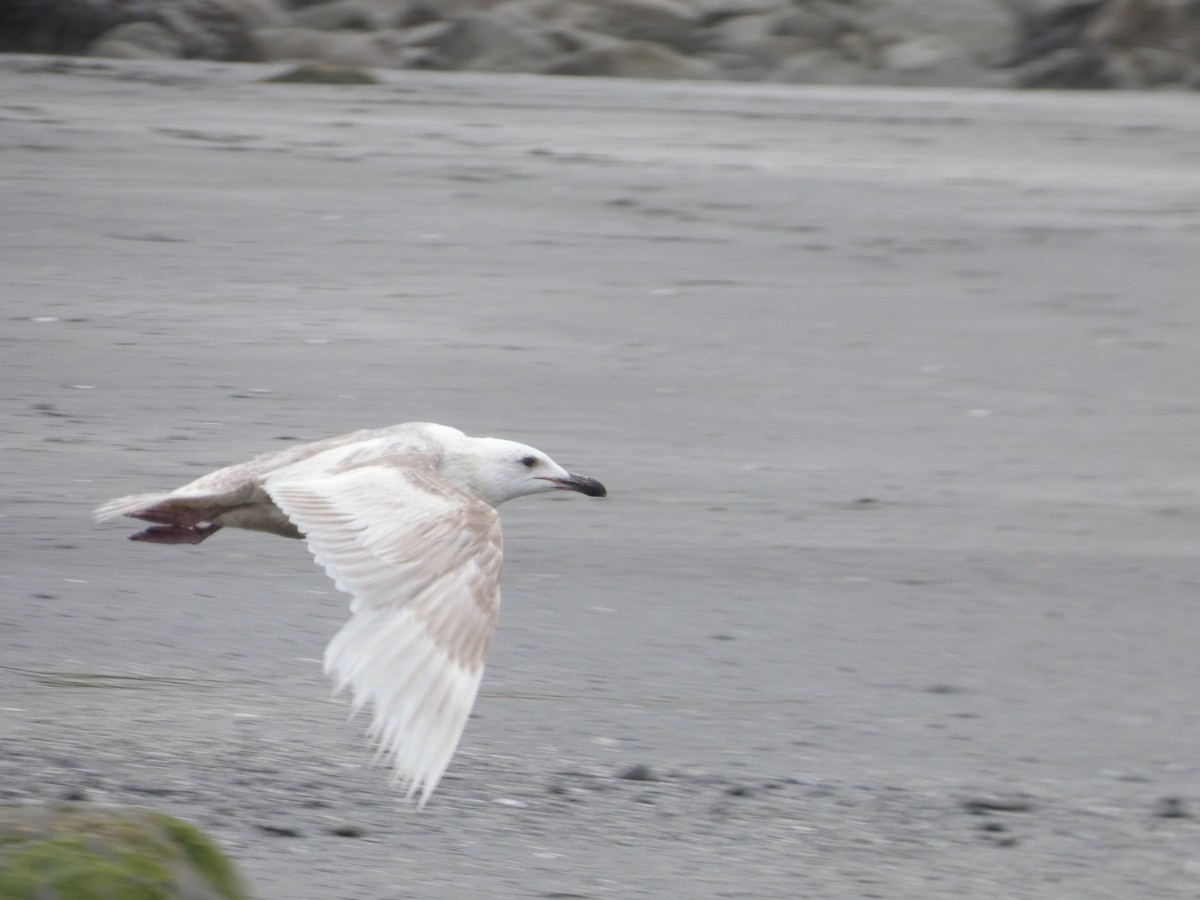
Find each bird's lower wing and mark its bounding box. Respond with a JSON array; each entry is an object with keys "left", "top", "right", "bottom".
[{"left": 265, "top": 464, "right": 502, "bottom": 807}]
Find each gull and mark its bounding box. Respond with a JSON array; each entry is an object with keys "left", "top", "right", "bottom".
[{"left": 94, "top": 422, "right": 606, "bottom": 806}]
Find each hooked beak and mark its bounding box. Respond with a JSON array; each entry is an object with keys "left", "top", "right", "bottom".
[{"left": 542, "top": 472, "right": 607, "bottom": 497}]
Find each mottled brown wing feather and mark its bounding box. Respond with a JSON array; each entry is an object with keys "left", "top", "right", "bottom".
[
  {"left": 93, "top": 423, "right": 449, "bottom": 525},
  {"left": 265, "top": 461, "right": 502, "bottom": 807}
]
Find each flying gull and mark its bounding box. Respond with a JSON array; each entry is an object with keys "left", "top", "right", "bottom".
[{"left": 94, "top": 422, "right": 606, "bottom": 806}]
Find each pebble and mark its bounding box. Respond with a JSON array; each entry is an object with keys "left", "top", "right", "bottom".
[
  {"left": 1153, "top": 796, "right": 1190, "bottom": 819},
  {"left": 961, "top": 796, "right": 1034, "bottom": 814},
  {"left": 616, "top": 763, "right": 657, "bottom": 782},
  {"left": 256, "top": 823, "right": 303, "bottom": 837}
]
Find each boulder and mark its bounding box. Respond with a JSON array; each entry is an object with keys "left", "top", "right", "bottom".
[
  {"left": 548, "top": 35, "right": 719, "bottom": 78},
  {"left": 89, "top": 21, "right": 188, "bottom": 58},
  {"left": 79, "top": 0, "right": 288, "bottom": 61},
  {"left": 0, "top": 803, "right": 250, "bottom": 900},
  {"left": 702, "top": 11, "right": 822, "bottom": 56},
  {"left": 0, "top": 0, "right": 145, "bottom": 55},
  {"left": 879, "top": 33, "right": 981, "bottom": 84},
  {"left": 1084, "top": 0, "right": 1200, "bottom": 52},
  {"left": 156, "top": 0, "right": 289, "bottom": 58},
  {"left": 858, "top": 0, "right": 1017, "bottom": 61},
  {"left": 998, "top": 0, "right": 1200, "bottom": 88},
  {"left": 570, "top": 0, "right": 702, "bottom": 48},
  {"left": 419, "top": 7, "right": 562, "bottom": 71},
  {"left": 1008, "top": 44, "right": 1114, "bottom": 86},
  {"left": 768, "top": 46, "right": 875, "bottom": 84},
  {"left": 250, "top": 26, "right": 419, "bottom": 67},
  {"left": 290, "top": 0, "right": 420, "bottom": 31},
  {"left": 1109, "top": 44, "right": 1190, "bottom": 85},
  {"left": 264, "top": 60, "right": 382, "bottom": 80}
]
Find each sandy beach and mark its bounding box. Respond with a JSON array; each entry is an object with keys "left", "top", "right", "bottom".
[{"left": 2, "top": 54, "right": 1200, "bottom": 897}]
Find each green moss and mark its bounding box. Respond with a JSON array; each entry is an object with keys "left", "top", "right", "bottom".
[
  {"left": 154, "top": 813, "right": 247, "bottom": 899},
  {"left": 0, "top": 836, "right": 164, "bottom": 899},
  {"left": 264, "top": 62, "right": 379, "bottom": 85},
  {"left": 0, "top": 805, "right": 249, "bottom": 900}
]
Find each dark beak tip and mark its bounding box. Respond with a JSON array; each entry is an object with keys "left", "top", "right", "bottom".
[{"left": 565, "top": 474, "right": 607, "bottom": 498}]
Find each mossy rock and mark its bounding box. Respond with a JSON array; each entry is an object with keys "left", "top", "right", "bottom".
[
  {"left": 0, "top": 804, "right": 249, "bottom": 900},
  {"left": 263, "top": 63, "right": 379, "bottom": 85}
]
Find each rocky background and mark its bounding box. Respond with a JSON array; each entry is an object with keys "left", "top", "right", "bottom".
[{"left": 1, "top": 0, "right": 1199, "bottom": 89}]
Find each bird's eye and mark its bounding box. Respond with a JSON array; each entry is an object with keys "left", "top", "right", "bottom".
[{"left": 520, "top": 455, "right": 538, "bottom": 468}]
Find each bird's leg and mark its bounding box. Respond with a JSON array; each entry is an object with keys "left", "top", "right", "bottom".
[
  {"left": 129, "top": 523, "right": 222, "bottom": 545},
  {"left": 124, "top": 498, "right": 228, "bottom": 544},
  {"left": 130, "top": 501, "right": 220, "bottom": 527}
]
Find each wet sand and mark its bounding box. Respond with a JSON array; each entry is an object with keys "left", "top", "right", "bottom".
[{"left": 2, "top": 55, "right": 1200, "bottom": 898}]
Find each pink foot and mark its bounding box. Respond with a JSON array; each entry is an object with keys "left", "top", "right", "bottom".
[
  {"left": 131, "top": 503, "right": 222, "bottom": 528},
  {"left": 129, "top": 523, "right": 222, "bottom": 545}
]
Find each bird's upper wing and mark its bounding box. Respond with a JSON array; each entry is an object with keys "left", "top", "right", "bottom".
[{"left": 264, "top": 458, "right": 502, "bottom": 807}]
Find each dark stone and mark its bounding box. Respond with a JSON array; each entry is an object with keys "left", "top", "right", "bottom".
[
  {"left": 961, "top": 796, "right": 1034, "bottom": 814},
  {"left": 616, "top": 763, "right": 657, "bottom": 782},
  {"left": 925, "top": 683, "right": 966, "bottom": 694},
  {"left": 0, "top": 0, "right": 286, "bottom": 61},
  {"left": 1154, "top": 796, "right": 1191, "bottom": 819},
  {"left": 0, "top": 0, "right": 155, "bottom": 55},
  {"left": 256, "top": 822, "right": 303, "bottom": 837},
  {"left": 264, "top": 62, "right": 380, "bottom": 83}
]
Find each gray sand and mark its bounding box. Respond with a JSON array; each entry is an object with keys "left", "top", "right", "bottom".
[{"left": 3, "top": 56, "right": 1200, "bottom": 898}]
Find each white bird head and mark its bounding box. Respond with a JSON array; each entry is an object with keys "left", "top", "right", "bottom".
[{"left": 448, "top": 437, "right": 607, "bottom": 508}]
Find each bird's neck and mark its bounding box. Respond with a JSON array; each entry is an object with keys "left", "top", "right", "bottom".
[{"left": 437, "top": 453, "right": 507, "bottom": 508}]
